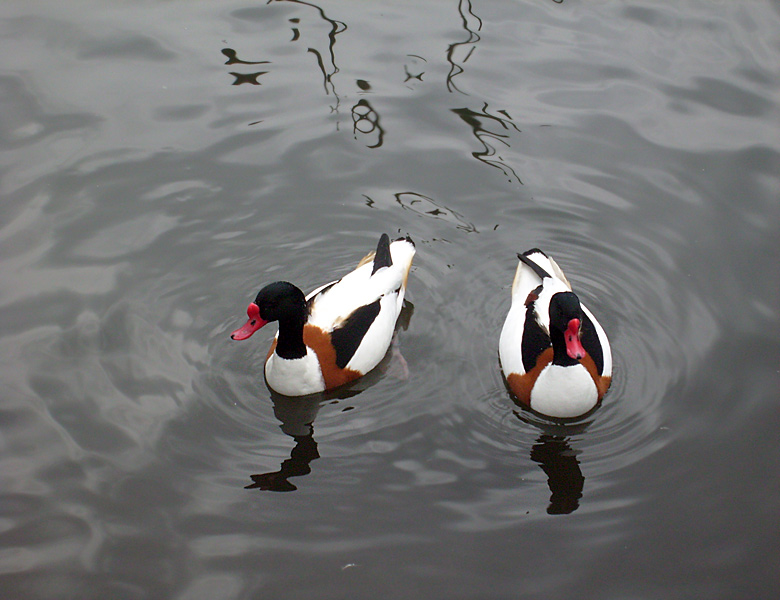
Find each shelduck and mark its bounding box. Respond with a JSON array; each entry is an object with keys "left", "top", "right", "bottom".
[
  {"left": 499, "top": 249, "right": 612, "bottom": 418},
  {"left": 231, "top": 234, "right": 415, "bottom": 396}
]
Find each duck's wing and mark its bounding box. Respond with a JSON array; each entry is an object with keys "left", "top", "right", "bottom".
[
  {"left": 306, "top": 236, "right": 415, "bottom": 372},
  {"left": 308, "top": 236, "right": 414, "bottom": 328},
  {"left": 329, "top": 298, "right": 383, "bottom": 369},
  {"left": 502, "top": 249, "right": 572, "bottom": 377},
  {"left": 539, "top": 252, "right": 571, "bottom": 288}
]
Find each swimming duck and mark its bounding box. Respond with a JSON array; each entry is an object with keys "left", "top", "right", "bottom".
[
  {"left": 231, "top": 234, "right": 415, "bottom": 396},
  {"left": 499, "top": 249, "right": 612, "bottom": 418}
]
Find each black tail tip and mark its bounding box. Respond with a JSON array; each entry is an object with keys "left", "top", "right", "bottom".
[
  {"left": 517, "top": 249, "right": 552, "bottom": 279},
  {"left": 372, "top": 233, "right": 393, "bottom": 274},
  {"left": 521, "top": 248, "right": 545, "bottom": 258}
]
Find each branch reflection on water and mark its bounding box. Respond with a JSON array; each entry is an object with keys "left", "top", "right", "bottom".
[
  {"left": 404, "top": 54, "right": 427, "bottom": 88},
  {"left": 285, "top": 0, "right": 346, "bottom": 107},
  {"left": 446, "top": 0, "right": 483, "bottom": 94},
  {"left": 224, "top": 0, "right": 346, "bottom": 107},
  {"left": 352, "top": 97, "right": 385, "bottom": 148},
  {"left": 392, "top": 191, "right": 479, "bottom": 234},
  {"left": 223, "top": 0, "right": 525, "bottom": 178},
  {"left": 452, "top": 105, "right": 523, "bottom": 183},
  {"left": 221, "top": 48, "right": 270, "bottom": 66}
]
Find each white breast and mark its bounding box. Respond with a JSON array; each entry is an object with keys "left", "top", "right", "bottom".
[
  {"left": 265, "top": 350, "right": 325, "bottom": 396},
  {"left": 530, "top": 364, "right": 598, "bottom": 418}
]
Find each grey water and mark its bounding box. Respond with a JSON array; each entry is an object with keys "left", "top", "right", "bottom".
[{"left": 1, "top": 1, "right": 779, "bottom": 598}]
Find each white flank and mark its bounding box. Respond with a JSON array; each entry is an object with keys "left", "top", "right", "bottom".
[
  {"left": 582, "top": 304, "right": 612, "bottom": 377},
  {"left": 344, "top": 239, "right": 414, "bottom": 373},
  {"left": 498, "top": 303, "right": 528, "bottom": 377}
]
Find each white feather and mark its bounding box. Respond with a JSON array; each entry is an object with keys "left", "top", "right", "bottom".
[
  {"left": 582, "top": 304, "right": 612, "bottom": 377},
  {"left": 501, "top": 251, "right": 570, "bottom": 376},
  {"left": 345, "top": 292, "right": 403, "bottom": 373},
  {"left": 289, "top": 238, "right": 415, "bottom": 379},
  {"left": 265, "top": 351, "right": 324, "bottom": 396},
  {"left": 308, "top": 239, "right": 414, "bottom": 332},
  {"left": 498, "top": 303, "right": 527, "bottom": 377},
  {"left": 530, "top": 364, "right": 598, "bottom": 418},
  {"left": 511, "top": 250, "right": 571, "bottom": 301}
]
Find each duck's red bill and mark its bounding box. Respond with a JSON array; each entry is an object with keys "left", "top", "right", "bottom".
[
  {"left": 565, "top": 318, "right": 586, "bottom": 360},
  {"left": 231, "top": 303, "right": 268, "bottom": 340}
]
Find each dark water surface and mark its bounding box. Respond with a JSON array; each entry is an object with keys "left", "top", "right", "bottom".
[{"left": 2, "top": 1, "right": 779, "bottom": 598}]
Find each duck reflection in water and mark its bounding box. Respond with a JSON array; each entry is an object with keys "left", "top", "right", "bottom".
[
  {"left": 530, "top": 434, "right": 585, "bottom": 515},
  {"left": 246, "top": 302, "right": 413, "bottom": 492},
  {"left": 246, "top": 394, "right": 322, "bottom": 492}
]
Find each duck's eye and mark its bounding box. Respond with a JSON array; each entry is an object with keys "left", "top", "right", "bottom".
[{"left": 250, "top": 320, "right": 256, "bottom": 326}]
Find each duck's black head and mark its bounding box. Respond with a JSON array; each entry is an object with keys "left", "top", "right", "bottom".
[
  {"left": 254, "top": 281, "right": 306, "bottom": 322},
  {"left": 231, "top": 281, "right": 306, "bottom": 341},
  {"left": 549, "top": 291, "right": 586, "bottom": 362}
]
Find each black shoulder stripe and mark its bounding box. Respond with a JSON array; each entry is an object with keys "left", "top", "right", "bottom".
[
  {"left": 331, "top": 298, "right": 382, "bottom": 368},
  {"left": 517, "top": 251, "right": 551, "bottom": 280},
  {"left": 580, "top": 312, "right": 604, "bottom": 374},
  {"left": 522, "top": 305, "right": 551, "bottom": 372},
  {"left": 372, "top": 233, "right": 393, "bottom": 275}
]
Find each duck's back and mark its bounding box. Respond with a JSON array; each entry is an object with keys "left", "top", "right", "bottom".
[
  {"left": 308, "top": 237, "right": 415, "bottom": 332},
  {"left": 304, "top": 236, "right": 415, "bottom": 375}
]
